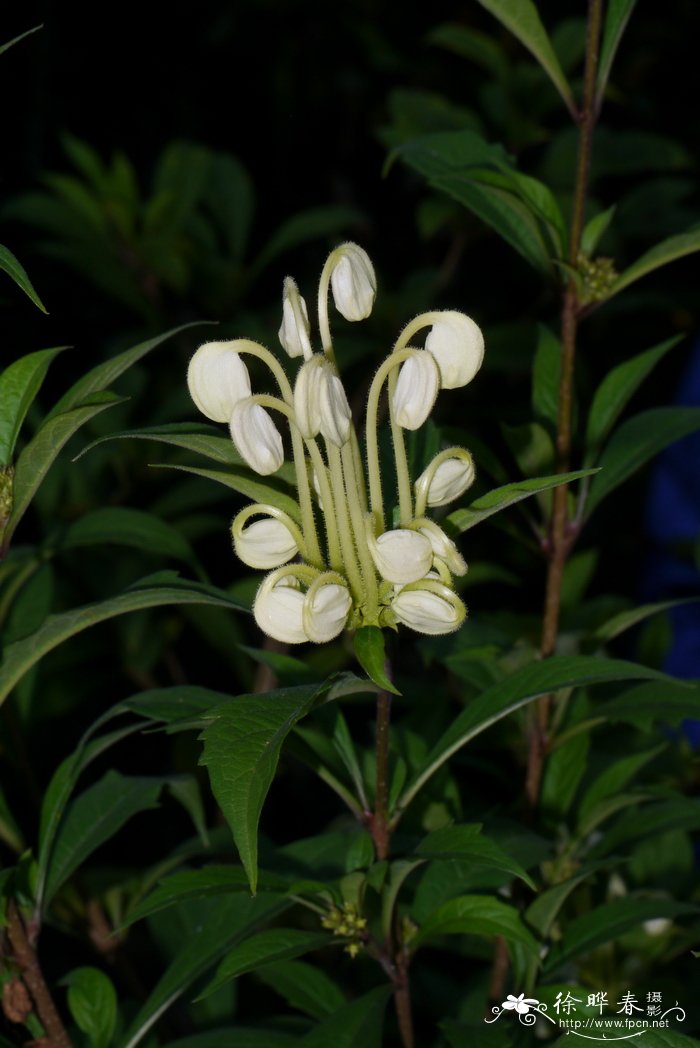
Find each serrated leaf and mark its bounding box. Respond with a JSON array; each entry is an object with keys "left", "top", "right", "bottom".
[
  {"left": 353, "top": 627, "right": 400, "bottom": 695},
  {"left": 586, "top": 407, "right": 700, "bottom": 515},
  {"left": 446, "top": 469, "right": 596, "bottom": 534},
  {"left": 0, "top": 576, "right": 247, "bottom": 710},
  {"left": 200, "top": 681, "right": 334, "bottom": 892},
  {"left": 412, "top": 893, "right": 538, "bottom": 953},
  {"left": 0, "top": 348, "right": 66, "bottom": 465},
  {"left": 198, "top": 929, "right": 331, "bottom": 1000},
  {"left": 0, "top": 243, "right": 47, "bottom": 311},
  {"left": 397, "top": 656, "right": 668, "bottom": 816},
  {"left": 298, "top": 985, "right": 392, "bottom": 1048},
  {"left": 543, "top": 898, "right": 697, "bottom": 973},
  {"left": 585, "top": 336, "right": 681, "bottom": 455},
  {"left": 119, "top": 893, "right": 289, "bottom": 1048},
  {"left": 44, "top": 771, "right": 163, "bottom": 905},
  {"left": 609, "top": 227, "right": 700, "bottom": 299},
  {"left": 255, "top": 959, "right": 346, "bottom": 1019},
  {"left": 415, "top": 825, "right": 535, "bottom": 888},
  {"left": 474, "top": 0, "right": 575, "bottom": 113},
  {"left": 597, "top": 0, "right": 638, "bottom": 105},
  {"left": 63, "top": 967, "right": 117, "bottom": 1048}
]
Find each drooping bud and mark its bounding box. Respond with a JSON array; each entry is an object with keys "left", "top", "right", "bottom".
[
  {"left": 253, "top": 571, "right": 308, "bottom": 644},
  {"left": 303, "top": 577, "right": 352, "bottom": 643},
  {"left": 330, "top": 243, "right": 377, "bottom": 322},
  {"left": 187, "top": 341, "right": 252, "bottom": 423},
  {"left": 425, "top": 311, "right": 484, "bottom": 390},
  {"left": 391, "top": 350, "right": 440, "bottom": 430},
  {"left": 279, "top": 277, "right": 312, "bottom": 359},
  {"left": 230, "top": 398, "right": 284, "bottom": 476},
  {"left": 319, "top": 372, "right": 352, "bottom": 447},
  {"left": 416, "top": 519, "right": 467, "bottom": 577},
  {"left": 232, "top": 507, "right": 299, "bottom": 570},
  {"left": 366, "top": 526, "right": 433, "bottom": 586},
  {"left": 293, "top": 357, "right": 326, "bottom": 439},
  {"left": 391, "top": 581, "right": 466, "bottom": 635},
  {"left": 415, "top": 448, "right": 475, "bottom": 509}
]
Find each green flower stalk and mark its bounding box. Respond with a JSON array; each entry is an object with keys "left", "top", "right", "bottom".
[{"left": 186, "top": 243, "right": 485, "bottom": 644}]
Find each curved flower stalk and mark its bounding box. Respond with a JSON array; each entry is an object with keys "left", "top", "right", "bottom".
[{"left": 186, "top": 242, "right": 485, "bottom": 641}]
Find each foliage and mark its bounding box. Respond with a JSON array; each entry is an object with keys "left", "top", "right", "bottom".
[{"left": 1, "top": 4, "right": 700, "bottom": 1047}]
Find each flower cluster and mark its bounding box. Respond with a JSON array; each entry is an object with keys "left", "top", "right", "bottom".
[{"left": 187, "top": 243, "right": 484, "bottom": 644}]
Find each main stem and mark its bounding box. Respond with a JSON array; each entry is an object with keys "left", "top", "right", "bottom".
[
  {"left": 6, "top": 901, "right": 72, "bottom": 1046},
  {"left": 525, "top": 0, "right": 604, "bottom": 808}
]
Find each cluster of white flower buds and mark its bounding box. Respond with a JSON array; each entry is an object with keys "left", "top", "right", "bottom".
[{"left": 187, "top": 243, "right": 484, "bottom": 644}]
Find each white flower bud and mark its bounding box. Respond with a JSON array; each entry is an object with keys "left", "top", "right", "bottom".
[
  {"left": 253, "top": 573, "right": 308, "bottom": 644},
  {"left": 230, "top": 399, "right": 284, "bottom": 476},
  {"left": 232, "top": 510, "right": 299, "bottom": 570},
  {"left": 425, "top": 311, "right": 484, "bottom": 390},
  {"left": 330, "top": 243, "right": 377, "bottom": 321},
  {"left": 391, "top": 351, "right": 440, "bottom": 430},
  {"left": 319, "top": 372, "right": 352, "bottom": 447},
  {"left": 293, "top": 357, "right": 326, "bottom": 439},
  {"left": 391, "top": 583, "right": 466, "bottom": 635},
  {"left": 367, "top": 527, "right": 432, "bottom": 585},
  {"left": 303, "top": 581, "right": 352, "bottom": 643},
  {"left": 419, "top": 451, "right": 475, "bottom": 507},
  {"left": 417, "top": 520, "right": 468, "bottom": 577},
  {"left": 279, "top": 277, "right": 312, "bottom": 359},
  {"left": 187, "top": 341, "right": 252, "bottom": 423}
]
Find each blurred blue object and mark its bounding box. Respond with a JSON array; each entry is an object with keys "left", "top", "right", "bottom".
[{"left": 643, "top": 336, "right": 700, "bottom": 742}]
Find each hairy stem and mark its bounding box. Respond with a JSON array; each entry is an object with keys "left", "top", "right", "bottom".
[
  {"left": 526, "top": 0, "right": 604, "bottom": 808},
  {"left": 6, "top": 901, "right": 72, "bottom": 1047}
]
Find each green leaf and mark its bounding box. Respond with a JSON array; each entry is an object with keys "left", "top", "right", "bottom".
[
  {"left": 253, "top": 205, "right": 360, "bottom": 275},
  {"left": 0, "top": 348, "right": 66, "bottom": 465},
  {"left": 597, "top": 0, "right": 638, "bottom": 104},
  {"left": 586, "top": 407, "right": 700, "bottom": 515},
  {"left": 48, "top": 322, "right": 209, "bottom": 419},
  {"left": 594, "top": 597, "right": 699, "bottom": 641},
  {"left": 0, "top": 782, "right": 24, "bottom": 853},
  {"left": 0, "top": 575, "right": 247, "bottom": 709},
  {"left": 601, "top": 681, "right": 700, "bottom": 730},
  {"left": 62, "top": 507, "right": 198, "bottom": 567},
  {"left": 63, "top": 967, "right": 117, "bottom": 1048},
  {"left": 585, "top": 336, "right": 682, "bottom": 455},
  {"left": 581, "top": 204, "right": 616, "bottom": 256},
  {"left": 543, "top": 898, "right": 697, "bottom": 973},
  {"left": 198, "top": 929, "right": 331, "bottom": 1000},
  {"left": 591, "top": 797, "right": 700, "bottom": 856},
  {"left": 396, "top": 656, "right": 668, "bottom": 816},
  {"left": 427, "top": 22, "right": 508, "bottom": 80},
  {"left": 415, "top": 825, "right": 535, "bottom": 888},
  {"left": 0, "top": 243, "right": 47, "bottom": 311},
  {"left": 120, "top": 893, "right": 289, "bottom": 1048},
  {"left": 152, "top": 461, "right": 301, "bottom": 523},
  {"left": 44, "top": 771, "right": 162, "bottom": 905},
  {"left": 578, "top": 746, "right": 664, "bottom": 825},
  {"left": 446, "top": 469, "right": 597, "bottom": 534},
  {"left": 4, "top": 392, "right": 126, "bottom": 545},
  {"left": 0, "top": 23, "right": 43, "bottom": 55},
  {"left": 412, "top": 893, "right": 538, "bottom": 954},
  {"left": 255, "top": 959, "right": 346, "bottom": 1019},
  {"left": 298, "top": 985, "right": 392, "bottom": 1048},
  {"left": 540, "top": 730, "right": 590, "bottom": 820},
  {"left": 123, "top": 867, "right": 258, "bottom": 927},
  {"left": 353, "top": 627, "right": 400, "bottom": 695},
  {"left": 75, "top": 421, "right": 244, "bottom": 466},
  {"left": 609, "top": 227, "right": 700, "bottom": 299},
  {"left": 200, "top": 682, "right": 331, "bottom": 892},
  {"left": 532, "top": 325, "right": 561, "bottom": 429},
  {"left": 473, "top": 0, "right": 575, "bottom": 113},
  {"left": 525, "top": 862, "right": 614, "bottom": 937}
]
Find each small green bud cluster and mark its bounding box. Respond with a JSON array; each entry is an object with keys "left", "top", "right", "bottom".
[
  {"left": 186, "top": 244, "right": 485, "bottom": 643},
  {"left": 577, "top": 252, "right": 618, "bottom": 304},
  {"left": 321, "top": 902, "right": 368, "bottom": 957}
]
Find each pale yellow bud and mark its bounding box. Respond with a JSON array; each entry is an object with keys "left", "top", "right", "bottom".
[
  {"left": 230, "top": 399, "right": 284, "bottom": 476},
  {"left": 425, "top": 311, "right": 484, "bottom": 389},
  {"left": 187, "top": 341, "right": 251, "bottom": 422},
  {"left": 330, "top": 243, "right": 377, "bottom": 321}
]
